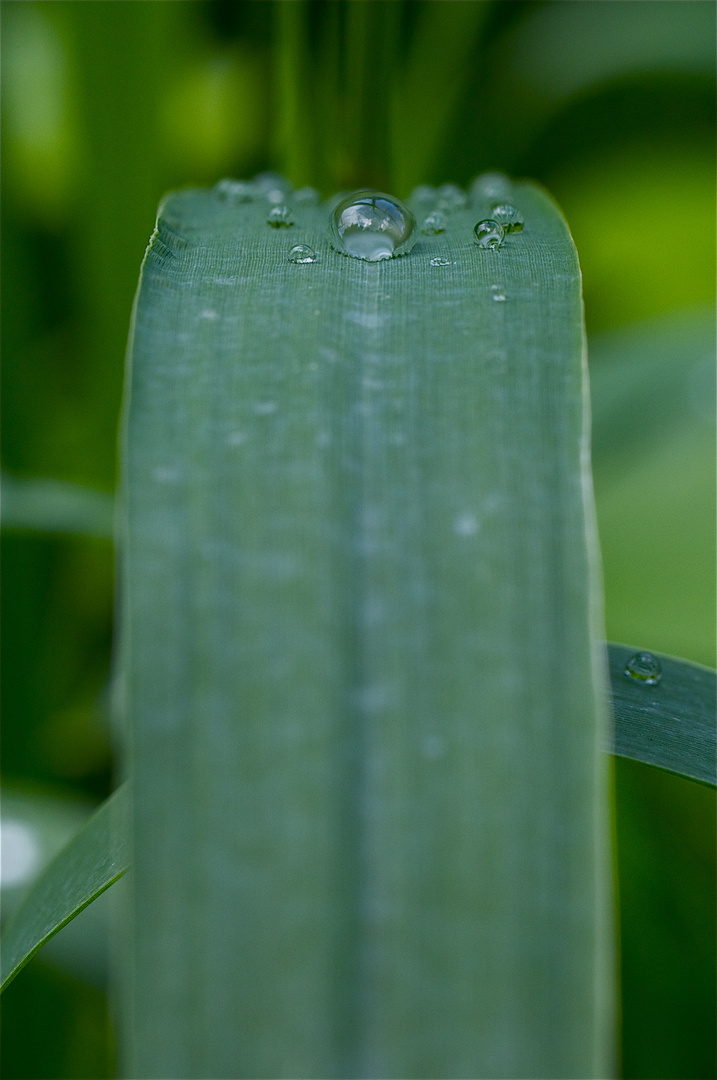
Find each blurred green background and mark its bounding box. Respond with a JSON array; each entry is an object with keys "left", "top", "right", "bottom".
[{"left": 1, "top": 3, "right": 714, "bottom": 1078}]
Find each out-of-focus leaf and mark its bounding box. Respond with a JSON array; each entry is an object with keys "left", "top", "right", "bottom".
[{"left": 1, "top": 474, "right": 114, "bottom": 539}]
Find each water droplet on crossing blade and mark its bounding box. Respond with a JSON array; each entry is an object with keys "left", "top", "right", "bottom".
[
  {"left": 471, "top": 172, "right": 512, "bottom": 201},
  {"left": 491, "top": 203, "right": 524, "bottom": 232},
  {"left": 490, "top": 285, "right": 507, "bottom": 302},
  {"left": 430, "top": 256, "right": 451, "bottom": 267},
  {"left": 421, "top": 210, "right": 448, "bottom": 235},
  {"left": 254, "top": 171, "right": 292, "bottom": 203},
  {"left": 288, "top": 244, "right": 319, "bottom": 264},
  {"left": 624, "top": 651, "right": 662, "bottom": 686},
  {"left": 215, "top": 178, "right": 256, "bottom": 202},
  {"left": 474, "top": 219, "right": 504, "bottom": 250},
  {"left": 330, "top": 191, "right": 416, "bottom": 261},
  {"left": 436, "top": 183, "right": 468, "bottom": 211},
  {"left": 293, "top": 186, "right": 321, "bottom": 205},
  {"left": 267, "top": 205, "right": 294, "bottom": 228}
]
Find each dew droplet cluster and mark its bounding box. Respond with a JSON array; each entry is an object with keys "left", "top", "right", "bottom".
[{"left": 213, "top": 172, "right": 525, "bottom": 264}]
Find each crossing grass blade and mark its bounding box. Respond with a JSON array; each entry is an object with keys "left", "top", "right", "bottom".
[
  {"left": 0, "top": 785, "right": 128, "bottom": 992},
  {"left": 608, "top": 644, "right": 716, "bottom": 787},
  {"left": 1, "top": 644, "right": 710, "bottom": 1004},
  {"left": 119, "top": 175, "right": 614, "bottom": 1079}
]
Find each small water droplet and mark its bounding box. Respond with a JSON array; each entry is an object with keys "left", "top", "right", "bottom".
[
  {"left": 436, "top": 183, "right": 467, "bottom": 211},
  {"left": 624, "top": 651, "right": 662, "bottom": 686},
  {"left": 330, "top": 190, "right": 416, "bottom": 261},
  {"left": 490, "top": 285, "right": 507, "bottom": 302},
  {"left": 254, "top": 171, "right": 292, "bottom": 203},
  {"left": 421, "top": 210, "right": 447, "bottom": 235},
  {"left": 293, "top": 186, "right": 321, "bottom": 205},
  {"left": 410, "top": 184, "right": 437, "bottom": 205},
  {"left": 491, "top": 203, "right": 524, "bottom": 233},
  {"left": 267, "top": 204, "right": 294, "bottom": 228},
  {"left": 430, "top": 256, "right": 451, "bottom": 267},
  {"left": 474, "top": 219, "right": 504, "bottom": 250},
  {"left": 288, "top": 244, "right": 319, "bottom": 264},
  {"left": 215, "top": 178, "right": 256, "bottom": 203},
  {"left": 471, "top": 172, "right": 512, "bottom": 201}
]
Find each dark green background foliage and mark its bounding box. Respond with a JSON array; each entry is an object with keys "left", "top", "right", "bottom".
[{"left": 1, "top": 3, "right": 714, "bottom": 1077}]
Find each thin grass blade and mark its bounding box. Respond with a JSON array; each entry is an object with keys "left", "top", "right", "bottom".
[{"left": 0, "top": 785, "right": 128, "bottom": 992}]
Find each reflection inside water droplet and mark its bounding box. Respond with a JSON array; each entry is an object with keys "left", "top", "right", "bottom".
[
  {"left": 491, "top": 203, "right": 524, "bottom": 232},
  {"left": 491, "top": 285, "right": 507, "bottom": 302},
  {"left": 624, "top": 651, "right": 662, "bottom": 686},
  {"left": 421, "top": 210, "right": 447, "bottom": 235},
  {"left": 430, "top": 256, "right": 451, "bottom": 267},
  {"left": 288, "top": 244, "right": 319, "bottom": 264},
  {"left": 474, "top": 219, "right": 504, "bottom": 250},
  {"left": 330, "top": 191, "right": 416, "bottom": 261},
  {"left": 267, "top": 205, "right": 294, "bottom": 228}
]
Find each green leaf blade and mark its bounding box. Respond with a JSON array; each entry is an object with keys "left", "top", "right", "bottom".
[
  {"left": 0, "top": 785, "right": 128, "bottom": 993},
  {"left": 121, "top": 178, "right": 614, "bottom": 1078},
  {"left": 609, "top": 644, "right": 716, "bottom": 788}
]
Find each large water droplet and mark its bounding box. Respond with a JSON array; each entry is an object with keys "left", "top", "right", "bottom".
[
  {"left": 330, "top": 191, "right": 416, "bottom": 261},
  {"left": 215, "top": 178, "right": 256, "bottom": 203},
  {"left": 491, "top": 203, "right": 524, "bottom": 233},
  {"left": 474, "top": 219, "right": 504, "bottom": 250},
  {"left": 490, "top": 285, "right": 507, "bottom": 302},
  {"left": 436, "top": 183, "right": 467, "bottom": 211},
  {"left": 624, "top": 651, "right": 662, "bottom": 686},
  {"left": 267, "top": 205, "right": 294, "bottom": 228},
  {"left": 421, "top": 210, "right": 447, "bottom": 235},
  {"left": 288, "top": 244, "right": 319, "bottom": 264},
  {"left": 430, "top": 256, "right": 451, "bottom": 267}
]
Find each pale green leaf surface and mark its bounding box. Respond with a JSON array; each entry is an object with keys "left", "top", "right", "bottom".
[
  {"left": 0, "top": 785, "right": 128, "bottom": 992},
  {"left": 120, "top": 177, "right": 614, "bottom": 1079}
]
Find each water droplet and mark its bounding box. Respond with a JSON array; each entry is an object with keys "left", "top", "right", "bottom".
[
  {"left": 436, "top": 183, "right": 467, "bottom": 211},
  {"left": 410, "top": 184, "right": 437, "bottom": 206},
  {"left": 490, "top": 285, "right": 507, "bottom": 302},
  {"left": 474, "top": 219, "right": 504, "bottom": 250},
  {"left": 288, "top": 244, "right": 319, "bottom": 264},
  {"left": 421, "top": 210, "right": 447, "bottom": 235},
  {"left": 254, "top": 171, "right": 292, "bottom": 203},
  {"left": 430, "top": 256, "right": 451, "bottom": 267},
  {"left": 330, "top": 190, "right": 416, "bottom": 261},
  {"left": 267, "top": 205, "right": 294, "bottom": 228},
  {"left": 293, "top": 186, "right": 321, "bottom": 205},
  {"left": 491, "top": 203, "right": 524, "bottom": 233},
  {"left": 624, "top": 651, "right": 662, "bottom": 686},
  {"left": 215, "top": 178, "right": 256, "bottom": 203},
  {"left": 470, "top": 172, "right": 512, "bottom": 201}
]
